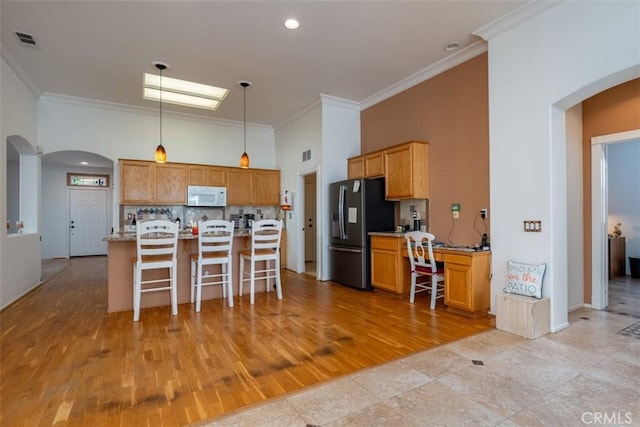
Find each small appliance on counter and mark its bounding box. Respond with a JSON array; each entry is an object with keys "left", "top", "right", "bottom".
[
  {"left": 230, "top": 214, "right": 241, "bottom": 229},
  {"left": 243, "top": 213, "right": 255, "bottom": 228}
]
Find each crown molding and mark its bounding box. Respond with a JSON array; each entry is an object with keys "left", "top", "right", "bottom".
[
  {"left": 0, "top": 39, "right": 43, "bottom": 99},
  {"left": 360, "top": 41, "right": 488, "bottom": 111},
  {"left": 473, "top": 0, "right": 562, "bottom": 41},
  {"left": 39, "top": 93, "right": 273, "bottom": 131},
  {"left": 319, "top": 94, "right": 360, "bottom": 110},
  {"left": 274, "top": 97, "right": 322, "bottom": 131}
]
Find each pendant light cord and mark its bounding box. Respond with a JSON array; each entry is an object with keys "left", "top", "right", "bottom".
[
  {"left": 243, "top": 84, "right": 246, "bottom": 152},
  {"left": 160, "top": 67, "right": 163, "bottom": 145}
]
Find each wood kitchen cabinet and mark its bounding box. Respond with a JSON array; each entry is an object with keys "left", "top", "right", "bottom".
[
  {"left": 227, "top": 168, "right": 280, "bottom": 206},
  {"left": 370, "top": 234, "right": 491, "bottom": 317},
  {"left": 188, "top": 165, "right": 228, "bottom": 187},
  {"left": 227, "top": 169, "right": 254, "bottom": 205},
  {"left": 444, "top": 251, "right": 491, "bottom": 317},
  {"left": 154, "top": 163, "right": 188, "bottom": 204},
  {"left": 348, "top": 157, "right": 364, "bottom": 179},
  {"left": 347, "top": 151, "right": 385, "bottom": 179},
  {"left": 384, "top": 141, "right": 429, "bottom": 199},
  {"left": 120, "top": 160, "right": 154, "bottom": 204},
  {"left": 370, "top": 235, "right": 410, "bottom": 293}
]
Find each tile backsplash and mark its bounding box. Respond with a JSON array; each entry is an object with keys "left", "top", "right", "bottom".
[
  {"left": 398, "top": 199, "right": 429, "bottom": 231},
  {"left": 120, "top": 205, "right": 278, "bottom": 232}
]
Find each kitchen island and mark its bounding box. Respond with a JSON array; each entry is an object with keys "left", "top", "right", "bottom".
[{"left": 105, "top": 230, "right": 263, "bottom": 313}]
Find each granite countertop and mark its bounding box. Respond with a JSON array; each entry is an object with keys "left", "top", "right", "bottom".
[
  {"left": 368, "top": 231, "right": 490, "bottom": 253},
  {"left": 104, "top": 229, "right": 252, "bottom": 241}
]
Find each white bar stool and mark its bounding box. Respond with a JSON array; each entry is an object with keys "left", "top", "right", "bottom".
[{"left": 239, "top": 219, "right": 283, "bottom": 304}]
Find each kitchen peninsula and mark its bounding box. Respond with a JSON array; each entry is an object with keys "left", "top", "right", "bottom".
[
  {"left": 105, "top": 229, "right": 284, "bottom": 313},
  {"left": 109, "top": 158, "right": 285, "bottom": 313}
]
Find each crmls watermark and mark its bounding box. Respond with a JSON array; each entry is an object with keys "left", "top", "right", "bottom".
[{"left": 582, "top": 412, "right": 633, "bottom": 425}]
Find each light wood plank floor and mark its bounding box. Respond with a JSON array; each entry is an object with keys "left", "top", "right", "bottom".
[{"left": 1, "top": 256, "right": 494, "bottom": 426}]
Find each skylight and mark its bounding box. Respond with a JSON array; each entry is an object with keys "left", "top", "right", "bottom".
[{"left": 143, "top": 73, "right": 228, "bottom": 111}]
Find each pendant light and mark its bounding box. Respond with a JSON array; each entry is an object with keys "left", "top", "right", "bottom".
[
  {"left": 238, "top": 80, "right": 251, "bottom": 168},
  {"left": 154, "top": 62, "right": 168, "bottom": 163}
]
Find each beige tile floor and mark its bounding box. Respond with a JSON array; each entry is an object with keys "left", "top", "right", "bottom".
[{"left": 202, "top": 308, "right": 639, "bottom": 426}]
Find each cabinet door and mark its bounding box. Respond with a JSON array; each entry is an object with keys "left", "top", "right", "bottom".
[
  {"left": 384, "top": 142, "right": 429, "bottom": 199},
  {"left": 155, "top": 164, "right": 187, "bottom": 204},
  {"left": 208, "top": 167, "right": 228, "bottom": 186},
  {"left": 188, "top": 165, "right": 208, "bottom": 185},
  {"left": 254, "top": 169, "right": 280, "bottom": 205},
  {"left": 444, "top": 262, "right": 472, "bottom": 310},
  {"left": 384, "top": 145, "right": 414, "bottom": 199},
  {"left": 121, "top": 160, "right": 153, "bottom": 204},
  {"left": 371, "top": 248, "right": 399, "bottom": 292},
  {"left": 365, "top": 152, "right": 385, "bottom": 178},
  {"left": 348, "top": 157, "right": 364, "bottom": 179},
  {"left": 227, "top": 169, "right": 254, "bottom": 205}
]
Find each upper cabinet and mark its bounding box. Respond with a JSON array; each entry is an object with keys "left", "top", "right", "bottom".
[
  {"left": 188, "top": 165, "right": 228, "bottom": 187},
  {"left": 227, "top": 168, "right": 281, "bottom": 206},
  {"left": 384, "top": 141, "right": 428, "bottom": 200},
  {"left": 227, "top": 169, "right": 254, "bottom": 206},
  {"left": 121, "top": 160, "right": 154, "bottom": 204},
  {"left": 154, "top": 164, "right": 188, "bottom": 204},
  {"left": 347, "top": 141, "right": 429, "bottom": 200},
  {"left": 347, "top": 157, "right": 364, "bottom": 179},
  {"left": 254, "top": 169, "right": 280, "bottom": 205},
  {"left": 122, "top": 160, "right": 279, "bottom": 206}
]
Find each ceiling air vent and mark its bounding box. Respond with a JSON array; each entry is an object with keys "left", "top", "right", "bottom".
[{"left": 14, "top": 31, "right": 37, "bottom": 46}]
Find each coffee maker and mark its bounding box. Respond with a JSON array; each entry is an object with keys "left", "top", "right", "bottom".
[{"left": 243, "top": 213, "right": 255, "bottom": 228}]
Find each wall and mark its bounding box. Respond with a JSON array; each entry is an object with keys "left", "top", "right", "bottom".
[
  {"left": 566, "top": 104, "right": 584, "bottom": 311},
  {"left": 608, "top": 140, "right": 640, "bottom": 275},
  {"left": 582, "top": 78, "right": 640, "bottom": 299},
  {"left": 360, "top": 54, "right": 490, "bottom": 246},
  {"left": 1, "top": 56, "right": 41, "bottom": 309},
  {"left": 274, "top": 95, "right": 360, "bottom": 280},
  {"left": 38, "top": 94, "right": 277, "bottom": 239},
  {"left": 275, "top": 102, "right": 323, "bottom": 271},
  {"left": 41, "top": 165, "right": 113, "bottom": 259},
  {"left": 483, "top": 1, "right": 640, "bottom": 331}
]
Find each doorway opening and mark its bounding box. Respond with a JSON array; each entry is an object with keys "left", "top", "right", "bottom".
[
  {"left": 591, "top": 129, "right": 640, "bottom": 311},
  {"left": 303, "top": 173, "right": 317, "bottom": 277}
]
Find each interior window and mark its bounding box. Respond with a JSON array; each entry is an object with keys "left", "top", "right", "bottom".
[{"left": 6, "top": 141, "right": 20, "bottom": 234}]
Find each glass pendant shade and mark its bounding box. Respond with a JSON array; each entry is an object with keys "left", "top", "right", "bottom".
[
  {"left": 155, "top": 144, "right": 167, "bottom": 163},
  {"left": 240, "top": 152, "right": 250, "bottom": 168}
]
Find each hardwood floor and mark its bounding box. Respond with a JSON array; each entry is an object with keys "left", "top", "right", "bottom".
[{"left": 1, "top": 256, "right": 494, "bottom": 426}]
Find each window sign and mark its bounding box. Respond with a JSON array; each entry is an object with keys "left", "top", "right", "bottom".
[{"left": 67, "top": 173, "right": 110, "bottom": 187}]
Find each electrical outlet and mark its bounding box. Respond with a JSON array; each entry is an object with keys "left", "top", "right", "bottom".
[
  {"left": 480, "top": 209, "right": 488, "bottom": 219},
  {"left": 453, "top": 211, "right": 459, "bottom": 219}
]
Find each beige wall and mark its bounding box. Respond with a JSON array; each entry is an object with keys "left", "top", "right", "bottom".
[
  {"left": 361, "top": 54, "right": 489, "bottom": 246},
  {"left": 581, "top": 78, "right": 640, "bottom": 303}
]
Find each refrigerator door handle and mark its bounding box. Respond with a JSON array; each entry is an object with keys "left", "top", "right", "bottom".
[
  {"left": 329, "top": 245, "right": 362, "bottom": 254},
  {"left": 338, "top": 184, "right": 346, "bottom": 240}
]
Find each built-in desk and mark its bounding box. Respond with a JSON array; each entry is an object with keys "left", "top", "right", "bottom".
[{"left": 369, "top": 232, "right": 491, "bottom": 317}]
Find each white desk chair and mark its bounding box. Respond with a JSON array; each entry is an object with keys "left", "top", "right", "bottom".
[
  {"left": 133, "top": 220, "right": 179, "bottom": 321},
  {"left": 405, "top": 231, "right": 445, "bottom": 309},
  {"left": 239, "top": 219, "right": 283, "bottom": 304},
  {"left": 190, "top": 220, "right": 235, "bottom": 311}
]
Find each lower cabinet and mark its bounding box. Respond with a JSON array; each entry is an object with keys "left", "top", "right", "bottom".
[{"left": 370, "top": 234, "right": 491, "bottom": 316}]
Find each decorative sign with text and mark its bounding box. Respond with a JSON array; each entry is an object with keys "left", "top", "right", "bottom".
[{"left": 504, "top": 260, "right": 546, "bottom": 299}]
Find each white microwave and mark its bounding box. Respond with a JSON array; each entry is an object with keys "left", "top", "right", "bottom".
[{"left": 186, "top": 185, "right": 227, "bottom": 207}]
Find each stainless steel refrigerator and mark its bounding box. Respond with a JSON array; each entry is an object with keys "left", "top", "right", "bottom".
[{"left": 329, "top": 178, "right": 395, "bottom": 289}]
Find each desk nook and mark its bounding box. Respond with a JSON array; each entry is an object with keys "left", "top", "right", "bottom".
[{"left": 369, "top": 232, "right": 491, "bottom": 317}]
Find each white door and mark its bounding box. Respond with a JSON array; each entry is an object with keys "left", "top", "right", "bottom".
[{"left": 69, "top": 189, "right": 108, "bottom": 256}]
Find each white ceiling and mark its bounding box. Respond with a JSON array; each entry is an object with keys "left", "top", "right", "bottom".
[{"left": 1, "top": 0, "right": 530, "bottom": 130}]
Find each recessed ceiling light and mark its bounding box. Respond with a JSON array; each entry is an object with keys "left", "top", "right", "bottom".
[
  {"left": 444, "top": 42, "right": 460, "bottom": 52},
  {"left": 80, "top": 161, "right": 88, "bottom": 165},
  {"left": 284, "top": 18, "right": 300, "bottom": 30}
]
